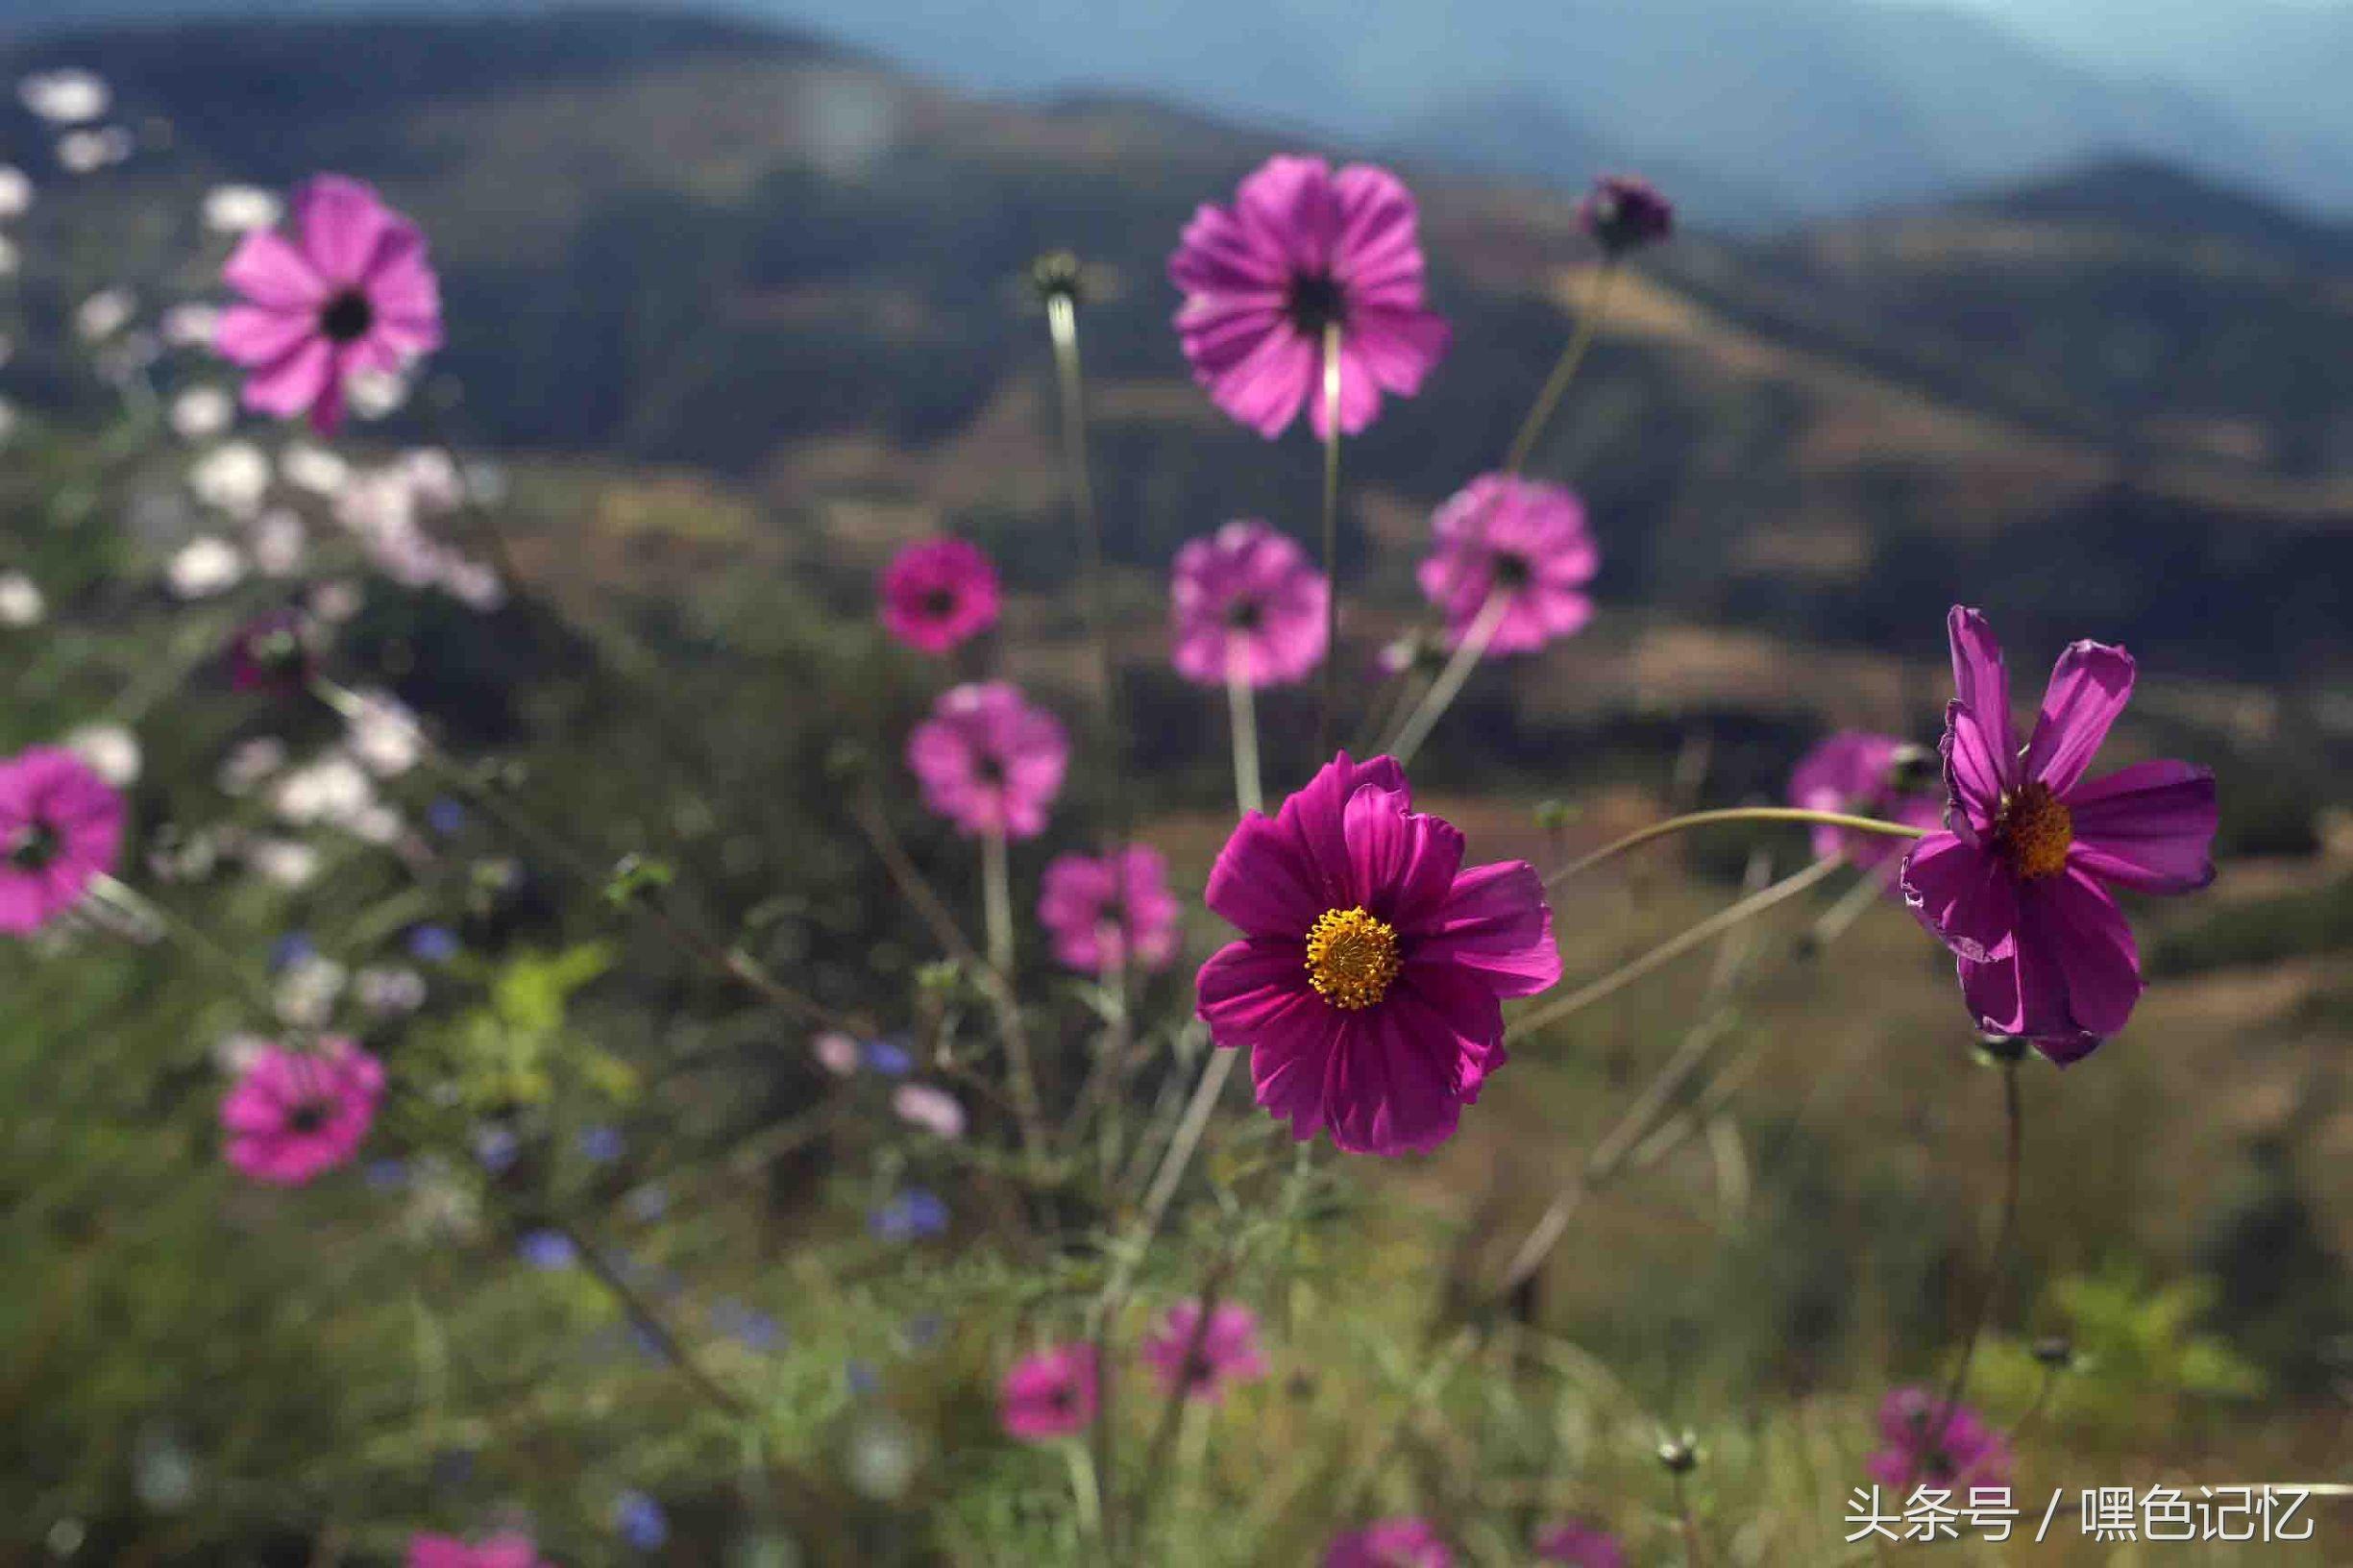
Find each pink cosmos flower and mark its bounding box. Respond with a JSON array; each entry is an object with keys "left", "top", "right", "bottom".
[
  {"left": 215, "top": 175, "right": 442, "bottom": 433},
  {"left": 1325, "top": 1518, "right": 1454, "bottom": 1568},
  {"left": 892, "top": 1082, "right": 968, "bottom": 1140},
  {"left": 999, "top": 1342, "right": 1098, "bottom": 1440},
  {"left": 879, "top": 537, "right": 1000, "bottom": 655},
  {"left": 1534, "top": 1522, "right": 1626, "bottom": 1567},
  {"left": 1416, "top": 475, "right": 1599, "bottom": 654},
  {"left": 1169, "top": 155, "right": 1449, "bottom": 440},
  {"left": 0, "top": 746, "right": 125, "bottom": 936},
  {"left": 1788, "top": 731, "right": 1943, "bottom": 870},
  {"left": 1579, "top": 175, "right": 1675, "bottom": 255},
  {"left": 1900, "top": 607, "right": 2217, "bottom": 1063},
  {"left": 220, "top": 1038, "right": 384, "bottom": 1185},
  {"left": 1195, "top": 752, "right": 1560, "bottom": 1155},
  {"left": 405, "top": 1533, "right": 545, "bottom": 1568},
  {"left": 227, "top": 610, "right": 317, "bottom": 695},
  {"left": 906, "top": 682, "right": 1069, "bottom": 841},
  {"left": 1863, "top": 1386, "right": 2012, "bottom": 1490},
  {"left": 1169, "top": 521, "right": 1330, "bottom": 687},
  {"left": 1037, "top": 845, "right": 1182, "bottom": 975},
  {"left": 1141, "top": 1299, "right": 1268, "bottom": 1403}
]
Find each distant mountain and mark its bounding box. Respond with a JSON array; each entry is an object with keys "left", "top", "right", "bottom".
[
  {"left": 7, "top": 0, "right": 2353, "bottom": 224},
  {"left": 4, "top": 9, "right": 2351, "bottom": 687}
]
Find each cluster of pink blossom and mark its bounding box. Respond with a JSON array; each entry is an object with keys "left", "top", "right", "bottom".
[{"left": 0, "top": 115, "right": 2232, "bottom": 1562}]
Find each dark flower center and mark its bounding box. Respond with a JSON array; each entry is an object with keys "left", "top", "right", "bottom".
[
  {"left": 6, "top": 819, "right": 61, "bottom": 873},
  {"left": 1994, "top": 782, "right": 2073, "bottom": 882},
  {"left": 920, "top": 587, "right": 958, "bottom": 621},
  {"left": 1047, "top": 1383, "right": 1076, "bottom": 1412},
  {"left": 285, "top": 1097, "right": 333, "bottom": 1134},
  {"left": 1225, "top": 598, "right": 1264, "bottom": 631},
  {"left": 248, "top": 625, "right": 304, "bottom": 671},
  {"left": 1492, "top": 551, "right": 1532, "bottom": 590},
  {"left": 1183, "top": 1351, "right": 1216, "bottom": 1387},
  {"left": 318, "top": 289, "right": 375, "bottom": 344},
  {"left": 1287, "top": 270, "right": 1347, "bottom": 338},
  {"left": 974, "top": 753, "right": 1007, "bottom": 789}
]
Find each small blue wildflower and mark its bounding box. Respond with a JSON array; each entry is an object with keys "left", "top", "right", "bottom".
[
  {"left": 362, "top": 1158, "right": 410, "bottom": 1191},
  {"left": 517, "top": 1229, "right": 577, "bottom": 1270},
  {"left": 846, "top": 1359, "right": 880, "bottom": 1396},
  {"left": 407, "top": 924, "right": 459, "bottom": 963},
  {"left": 426, "top": 796, "right": 468, "bottom": 836},
  {"left": 473, "top": 1124, "right": 521, "bottom": 1175},
  {"left": 579, "top": 1124, "right": 625, "bottom": 1164},
  {"left": 613, "top": 1490, "right": 668, "bottom": 1551},
  {"left": 711, "top": 1297, "right": 782, "bottom": 1352},
  {"left": 868, "top": 1188, "right": 948, "bottom": 1242},
  {"left": 269, "top": 931, "right": 318, "bottom": 972},
  {"left": 860, "top": 1037, "right": 914, "bottom": 1077},
  {"left": 903, "top": 1313, "right": 944, "bottom": 1351}
]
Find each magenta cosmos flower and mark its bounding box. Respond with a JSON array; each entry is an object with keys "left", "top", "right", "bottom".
[
  {"left": 905, "top": 682, "right": 1069, "bottom": 841},
  {"left": 215, "top": 175, "right": 442, "bottom": 433},
  {"left": 1416, "top": 474, "right": 1599, "bottom": 654},
  {"left": 406, "top": 1533, "right": 545, "bottom": 1568},
  {"left": 1535, "top": 1522, "right": 1625, "bottom": 1567},
  {"left": 1579, "top": 174, "right": 1675, "bottom": 256},
  {"left": 1325, "top": 1518, "right": 1454, "bottom": 1568},
  {"left": 1789, "top": 731, "right": 1942, "bottom": 870},
  {"left": 227, "top": 609, "right": 317, "bottom": 696},
  {"left": 999, "top": 1342, "right": 1098, "bottom": 1440},
  {"left": 1863, "top": 1386, "right": 2012, "bottom": 1490},
  {"left": 1900, "top": 607, "right": 2217, "bottom": 1063},
  {"left": 1169, "top": 155, "right": 1449, "bottom": 440},
  {"left": 1169, "top": 520, "right": 1331, "bottom": 687},
  {"left": 879, "top": 537, "right": 999, "bottom": 655},
  {"left": 1038, "top": 845, "right": 1182, "bottom": 975},
  {"left": 220, "top": 1038, "right": 384, "bottom": 1185},
  {"left": 1141, "top": 1299, "right": 1268, "bottom": 1403},
  {"left": 0, "top": 746, "right": 125, "bottom": 936},
  {"left": 1196, "top": 753, "right": 1560, "bottom": 1155}
]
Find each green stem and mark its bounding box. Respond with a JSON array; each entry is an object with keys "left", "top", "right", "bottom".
[
  {"left": 1385, "top": 589, "right": 1507, "bottom": 767},
  {"left": 1505, "top": 259, "right": 1619, "bottom": 476},
  {"left": 1065, "top": 1439, "right": 1104, "bottom": 1549},
  {"left": 1316, "top": 320, "right": 1344, "bottom": 761},
  {"left": 1909, "top": 1059, "right": 2023, "bottom": 1495},
  {"left": 1544, "top": 807, "right": 1925, "bottom": 892},
  {"left": 308, "top": 674, "right": 837, "bottom": 1026},
  {"left": 89, "top": 873, "right": 280, "bottom": 1023},
  {"left": 981, "top": 827, "right": 1047, "bottom": 1158},
  {"left": 1516, "top": 856, "right": 1841, "bottom": 1037},
  {"left": 1227, "top": 657, "right": 1262, "bottom": 817}
]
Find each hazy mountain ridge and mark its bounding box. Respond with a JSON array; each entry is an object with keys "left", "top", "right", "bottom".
[
  {"left": 8, "top": 0, "right": 2353, "bottom": 224},
  {"left": 6, "top": 8, "right": 2351, "bottom": 689}
]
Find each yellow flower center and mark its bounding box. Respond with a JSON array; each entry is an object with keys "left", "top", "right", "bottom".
[
  {"left": 1304, "top": 906, "right": 1403, "bottom": 1010},
  {"left": 1996, "top": 782, "right": 2073, "bottom": 882}
]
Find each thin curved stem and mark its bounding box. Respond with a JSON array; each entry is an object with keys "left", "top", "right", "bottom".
[
  {"left": 1227, "top": 658, "right": 1262, "bottom": 817},
  {"left": 1505, "top": 260, "right": 1619, "bottom": 477},
  {"left": 1673, "top": 1468, "right": 1708, "bottom": 1568},
  {"left": 1544, "top": 807, "right": 1925, "bottom": 892},
  {"left": 1909, "top": 1058, "right": 2023, "bottom": 1494},
  {"left": 1516, "top": 855, "right": 1840, "bottom": 1037},
  {"left": 1385, "top": 589, "right": 1507, "bottom": 766},
  {"left": 980, "top": 827, "right": 1047, "bottom": 1158},
  {"left": 553, "top": 1218, "right": 747, "bottom": 1419},
  {"left": 89, "top": 874, "right": 281, "bottom": 1023},
  {"left": 1316, "top": 320, "right": 1344, "bottom": 761},
  {"left": 309, "top": 675, "right": 840, "bottom": 1026}
]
